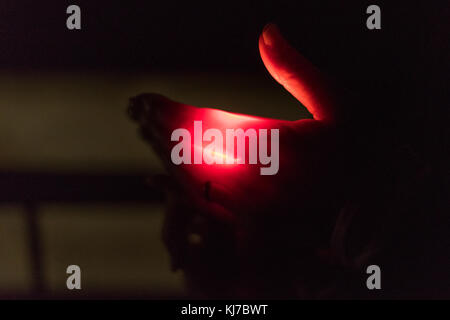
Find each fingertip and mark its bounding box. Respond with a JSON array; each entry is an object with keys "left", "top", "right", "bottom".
[
  {"left": 258, "top": 23, "right": 339, "bottom": 122},
  {"left": 259, "top": 23, "right": 289, "bottom": 90},
  {"left": 261, "top": 23, "right": 280, "bottom": 47}
]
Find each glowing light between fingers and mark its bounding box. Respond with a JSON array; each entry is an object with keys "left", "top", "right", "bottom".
[{"left": 194, "top": 145, "right": 240, "bottom": 164}]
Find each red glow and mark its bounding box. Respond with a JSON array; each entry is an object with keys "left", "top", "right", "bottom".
[
  {"left": 194, "top": 144, "right": 240, "bottom": 164},
  {"left": 134, "top": 23, "right": 339, "bottom": 204},
  {"left": 151, "top": 98, "right": 300, "bottom": 200}
]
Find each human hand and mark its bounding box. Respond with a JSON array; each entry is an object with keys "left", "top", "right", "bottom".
[{"left": 129, "top": 24, "right": 355, "bottom": 297}]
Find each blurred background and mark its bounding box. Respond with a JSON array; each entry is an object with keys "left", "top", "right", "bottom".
[
  {"left": 0, "top": 71, "right": 307, "bottom": 298},
  {"left": 0, "top": 1, "right": 447, "bottom": 298}
]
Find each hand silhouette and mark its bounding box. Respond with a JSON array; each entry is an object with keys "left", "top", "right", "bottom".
[{"left": 129, "top": 24, "right": 362, "bottom": 298}]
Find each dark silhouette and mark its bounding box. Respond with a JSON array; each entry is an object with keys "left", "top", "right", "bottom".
[{"left": 129, "top": 3, "right": 449, "bottom": 298}]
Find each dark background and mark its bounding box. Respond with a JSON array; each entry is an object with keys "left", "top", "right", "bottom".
[
  {"left": 0, "top": 0, "right": 447, "bottom": 298},
  {"left": 0, "top": 1, "right": 443, "bottom": 74},
  {"left": 1, "top": 0, "right": 448, "bottom": 127}
]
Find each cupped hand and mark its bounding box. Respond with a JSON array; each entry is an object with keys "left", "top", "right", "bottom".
[{"left": 129, "top": 24, "right": 354, "bottom": 297}]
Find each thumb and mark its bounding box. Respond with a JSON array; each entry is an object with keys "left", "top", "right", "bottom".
[{"left": 259, "top": 24, "right": 339, "bottom": 122}]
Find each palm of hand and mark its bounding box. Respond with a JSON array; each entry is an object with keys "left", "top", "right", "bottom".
[{"left": 129, "top": 24, "right": 352, "bottom": 297}]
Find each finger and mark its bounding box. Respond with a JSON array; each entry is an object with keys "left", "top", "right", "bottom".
[
  {"left": 259, "top": 23, "right": 339, "bottom": 122},
  {"left": 162, "top": 185, "right": 236, "bottom": 271}
]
